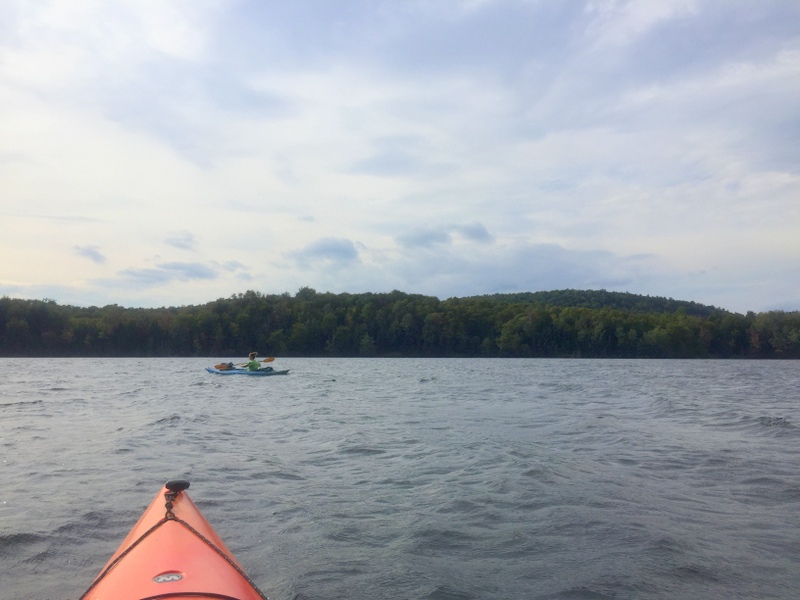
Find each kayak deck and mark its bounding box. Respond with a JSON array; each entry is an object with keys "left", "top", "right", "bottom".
[
  {"left": 206, "top": 367, "right": 289, "bottom": 376},
  {"left": 78, "top": 480, "right": 267, "bottom": 600}
]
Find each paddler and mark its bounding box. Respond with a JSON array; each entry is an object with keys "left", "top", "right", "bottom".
[{"left": 246, "top": 351, "right": 261, "bottom": 371}]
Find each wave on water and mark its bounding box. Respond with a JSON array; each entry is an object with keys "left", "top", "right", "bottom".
[
  {"left": 152, "top": 414, "right": 183, "bottom": 425},
  {"left": 0, "top": 532, "right": 48, "bottom": 555},
  {"left": 421, "top": 585, "right": 476, "bottom": 600},
  {"left": 759, "top": 415, "right": 791, "bottom": 427},
  {"left": 339, "top": 446, "right": 387, "bottom": 456},
  {"left": 749, "top": 414, "right": 796, "bottom": 437},
  {"left": 535, "top": 588, "right": 616, "bottom": 600},
  {"left": 701, "top": 410, "right": 796, "bottom": 436},
  {"left": 0, "top": 399, "right": 44, "bottom": 408}
]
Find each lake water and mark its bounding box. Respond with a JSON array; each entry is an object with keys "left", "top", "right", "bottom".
[{"left": 1, "top": 358, "right": 799, "bottom": 600}]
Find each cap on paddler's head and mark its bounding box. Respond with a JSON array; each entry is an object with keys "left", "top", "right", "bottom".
[{"left": 249, "top": 352, "right": 257, "bottom": 359}]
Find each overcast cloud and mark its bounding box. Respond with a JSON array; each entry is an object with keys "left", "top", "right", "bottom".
[{"left": 1, "top": 0, "right": 798, "bottom": 313}]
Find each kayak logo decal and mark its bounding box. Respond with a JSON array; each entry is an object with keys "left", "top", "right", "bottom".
[{"left": 153, "top": 571, "right": 184, "bottom": 583}]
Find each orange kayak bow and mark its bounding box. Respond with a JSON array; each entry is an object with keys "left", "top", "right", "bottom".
[{"left": 78, "top": 480, "right": 267, "bottom": 600}]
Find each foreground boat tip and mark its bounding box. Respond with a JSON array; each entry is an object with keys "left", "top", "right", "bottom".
[{"left": 78, "top": 480, "right": 268, "bottom": 600}]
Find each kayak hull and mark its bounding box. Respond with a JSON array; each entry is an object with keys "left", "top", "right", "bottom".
[
  {"left": 206, "top": 367, "right": 289, "bottom": 376},
  {"left": 79, "top": 482, "right": 265, "bottom": 600}
]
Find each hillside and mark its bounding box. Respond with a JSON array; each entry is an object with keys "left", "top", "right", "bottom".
[
  {"left": 470, "top": 289, "right": 726, "bottom": 317},
  {"left": 1, "top": 289, "right": 797, "bottom": 358}
]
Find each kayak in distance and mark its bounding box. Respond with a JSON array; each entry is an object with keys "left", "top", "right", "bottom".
[
  {"left": 207, "top": 356, "right": 289, "bottom": 376},
  {"left": 206, "top": 366, "right": 290, "bottom": 376},
  {"left": 78, "top": 480, "right": 268, "bottom": 600}
]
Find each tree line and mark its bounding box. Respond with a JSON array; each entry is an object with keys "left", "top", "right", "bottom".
[{"left": 1, "top": 288, "right": 799, "bottom": 359}]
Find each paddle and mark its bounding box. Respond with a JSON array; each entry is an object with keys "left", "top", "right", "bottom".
[{"left": 235, "top": 356, "right": 276, "bottom": 367}]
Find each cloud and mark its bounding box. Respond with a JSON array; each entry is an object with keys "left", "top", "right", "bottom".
[
  {"left": 165, "top": 230, "right": 197, "bottom": 250},
  {"left": 219, "top": 260, "right": 247, "bottom": 272},
  {"left": 395, "top": 228, "right": 451, "bottom": 249},
  {"left": 74, "top": 245, "right": 106, "bottom": 264},
  {"left": 217, "top": 260, "right": 253, "bottom": 282},
  {"left": 395, "top": 222, "right": 493, "bottom": 249},
  {"left": 349, "top": 148, "right": 428, "bottom": 178},
  {"left": 114, "top": 262, "right": 217, "bottom": 287},
  {"left": 347, "top": 135, "right": 454, "bottom": 178},
  {"left": 385, "top": 238, "right": 657, "bottom": 299},
  {"left": 454, "top": 222, "right": 493, "bottom": 243},
  {"left": 285, "top": 237, "right": 360, "bottom": 267}
]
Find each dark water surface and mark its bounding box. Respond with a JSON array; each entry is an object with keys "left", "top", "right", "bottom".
[{"left": 1, "top": 358, "right": 799, "bottom": 599}]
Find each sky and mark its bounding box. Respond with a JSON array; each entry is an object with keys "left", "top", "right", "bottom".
[{"left": 1, "top": 0, "right": 798, "bottom": 314}]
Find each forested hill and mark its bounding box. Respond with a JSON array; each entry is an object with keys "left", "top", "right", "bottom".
[
  {"left": 1, "top": 288, "right": 798, "bottom": 359},
  {"left": 470, "top": 290, "right": 725, "bottom": 316}
]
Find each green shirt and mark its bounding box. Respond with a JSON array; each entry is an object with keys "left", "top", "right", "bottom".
[{"left": 246, "top": 359, "right": 261, "bottom": 371}]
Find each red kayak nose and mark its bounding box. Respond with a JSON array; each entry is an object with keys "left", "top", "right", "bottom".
[{"left": 78, "top": 481, "right": 267, "bottom": 600}]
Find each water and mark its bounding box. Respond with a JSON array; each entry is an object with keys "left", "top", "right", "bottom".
[{"left": 1, "top": 358, "right": 799, "bottom": 600}]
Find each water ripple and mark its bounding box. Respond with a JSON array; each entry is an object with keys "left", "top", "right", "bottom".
[{"left": 1, "top": 358, "right": 799, "bottom": 600}]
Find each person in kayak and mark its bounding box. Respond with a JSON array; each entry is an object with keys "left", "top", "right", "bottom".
[
  {"left": 246, "top": 352, "right": 261, "bottom": 371},
  {"left": 244, "top": 352, "right": 275, "bottom": 372}
]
